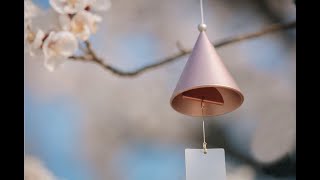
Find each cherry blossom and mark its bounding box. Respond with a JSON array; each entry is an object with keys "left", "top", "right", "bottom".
[
  {"left": 24, "top": 0, "right": 111, "bottom": 72},
  {"left": 42, "top": 31, "right": 78, "bottom": 71},
  {"left": 49, "top": 0, "right": 89, "bottom": 14},
  {"left": 60, "top": 10, "right": 102, "bottom": 40},
  {"left": 24, "top": 0, "right": 40, "bottom": 20},
  {"left": 25, "top": 156, "right": 57, "bottom": 180},
  {"left": 26, "top": 29, "right": 46, "bottom": 56}
]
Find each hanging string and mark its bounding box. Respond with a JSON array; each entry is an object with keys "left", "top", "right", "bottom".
[
  {"left": 200, "top": 0, "right": 205, "bottom": 24},
  {"left": 198, "top": 0, "right": 207, "bottom": 32},
  {"left": 201, "top": 98, "right": 207, "bottom": 154}
]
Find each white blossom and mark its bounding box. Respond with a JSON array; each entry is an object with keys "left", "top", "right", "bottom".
[
  {"left": 32, "top": 29, "right": 46, "bottom": 49},
  {"left": 44, "top": 56, "right": 69, "bottom": 72},
  {"left": 24, "top": 25, "right": 33, "bottom": 45},
  {"left": 24, "top": 0, "right": 40, "bottom": 20},
  {"left": 25, "top": 0, "right": 110, "bottom": 71},
  {"left": 24, "top": 0, "right": 41, "bottom": 45},
  {"left": 59, "top": 10, "right": 102, "bottom": 40},
  {"left": 42, "top": 31, "right": 78, "bottom": 71},
  {"left": 59, "top": 14, "right": 73, "bottom": 31},
  {"left": 49, "top": 0, "right": 89, "bottom": 14},
  {"left": 27, "top": 29, "right": 46, "bottom": 56},
  {"left": 25, "top": 156, "right": 57, "bottom": 180}
]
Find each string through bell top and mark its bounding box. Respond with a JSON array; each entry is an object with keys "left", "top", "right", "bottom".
[
  {"left": 200, "top": 0, "right": 207, "bottom": 154},
  {"left": 200, "top": 0, "right": 204, "bottom": 24}
]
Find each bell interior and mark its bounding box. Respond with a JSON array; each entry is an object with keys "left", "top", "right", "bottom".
[{"left": 182, "top": 87, "right": 224, "bottom": 105}]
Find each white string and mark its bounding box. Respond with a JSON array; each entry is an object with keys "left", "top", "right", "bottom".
[
  {"left": 200, "top": 0, "right": 204, "bottom": 24},
  {"left": 201, "top": 99, "right": 207, "bottom": 154},
  {"left": 202, "top": 118, "right": 206, "bottom": 144}
]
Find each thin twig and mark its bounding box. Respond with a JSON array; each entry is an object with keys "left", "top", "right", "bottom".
[{"left": 69, "top": 21, "right": 296, "bottom": 77}]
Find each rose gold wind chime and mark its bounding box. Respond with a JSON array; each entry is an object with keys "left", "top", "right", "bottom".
[{"left": 169, "top": 0, "right": 244, "bottom": 178}]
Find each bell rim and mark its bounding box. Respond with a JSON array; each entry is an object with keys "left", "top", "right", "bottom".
[{"left": 170, "top": 85, "right": 244, "bottom": 117}]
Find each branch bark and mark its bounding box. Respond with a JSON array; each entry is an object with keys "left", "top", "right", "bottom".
[{"left": 69, "top": 21, "right": 296, "bottom": 76}]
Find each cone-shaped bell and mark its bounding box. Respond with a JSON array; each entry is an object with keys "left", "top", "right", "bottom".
[{"left": 170, "top": 31, "right": 244, "bottom": 117}]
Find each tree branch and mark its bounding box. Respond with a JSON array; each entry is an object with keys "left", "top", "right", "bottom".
[{"left": 69, "top": 21, "right": 296, "bottom": 77}]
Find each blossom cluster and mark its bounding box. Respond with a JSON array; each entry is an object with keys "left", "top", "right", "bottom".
[{"left": 24, "top": 0, "right": 111, "bottom": 71}]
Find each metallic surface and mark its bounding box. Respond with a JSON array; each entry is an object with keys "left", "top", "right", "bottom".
[
  {"left": 170, "top": 31, "right": 244, "bottom": 117},
  {"left": 198, "top": 23, "right": 207, "bottom": 32}
]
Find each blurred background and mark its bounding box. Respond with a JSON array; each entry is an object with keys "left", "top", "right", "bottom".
[{"left": 24, "top": 0, "right": 296, "bottom": 179}]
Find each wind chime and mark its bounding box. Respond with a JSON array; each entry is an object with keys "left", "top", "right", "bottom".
[{"left": 169, "top": 0, "right": 244, "bottom": 179}]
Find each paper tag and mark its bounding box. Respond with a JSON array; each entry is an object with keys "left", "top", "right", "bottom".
[{"left": 185, "top": 149, "right": 226, "bottom": 180}]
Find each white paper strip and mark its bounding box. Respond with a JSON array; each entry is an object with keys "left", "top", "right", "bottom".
[{"left": 185, "top": 149, "right": 226, "bottom": 180}]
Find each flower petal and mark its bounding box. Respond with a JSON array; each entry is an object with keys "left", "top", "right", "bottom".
[
  {"left": 24, "top": 0, "right": 41, "bottom": 19},
  {"left": 49, "top": 0, "right": 88, "bottom": 14},
  {"left": 68, "top": 11, "right": 101, "bottom": 40},
  {"left": 43, "top": 31, "right": 78, "bottom": 57},
  {"left": 42, "top": 31, "right": 77, "bottom": 71},
  {"left": 59, "top": 14, "right": 72, "bottom": 30},
  {"left": 53, "top": 31, "right": 78, "bottom": 57},
  {"left": 44, "top": 56, "right": 66, "bottom": 72},
  {"left": 32, "top": 29, "right": 45, "bottom": 49},
  {"left": 42, "top": 31, "right": 56, "bottom": 59}
]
